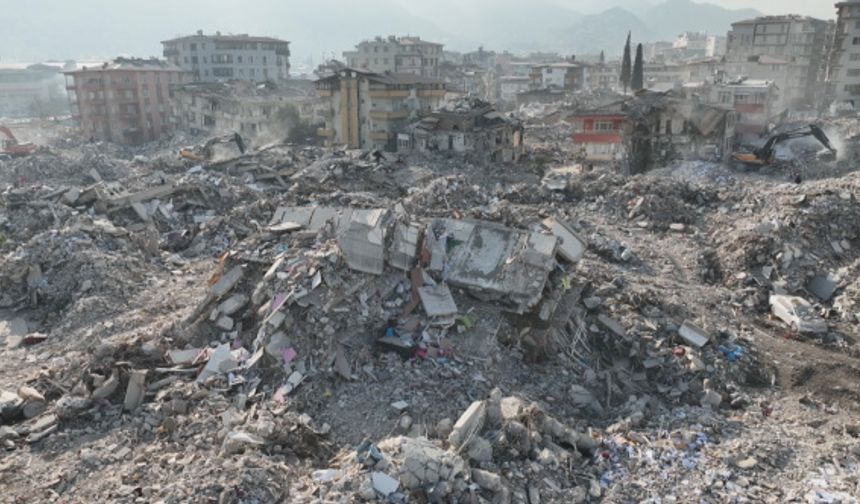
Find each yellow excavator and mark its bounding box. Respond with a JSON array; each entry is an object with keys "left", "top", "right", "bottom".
[
  {"left": 179, "top": 132, "right": 246, "bottom": 162},
  {"left": 732, "top": 125, "right": 836, "bottom": 166}
]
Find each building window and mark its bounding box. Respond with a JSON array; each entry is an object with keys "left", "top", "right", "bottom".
[
  {"left": 851, "top": 54, "right": 860, "bottom": 61},
  {"left": 853, "top": 37, "right": 860, "bottom": 45},
  {"left": 190, "top": 43, "right": 197, "bottom": 51},
  {"left": 594, "top": 120, "right": 615, "bottom": 131},
  {"left": 263, "top": 56, "right": 267, "bottom": 65},
  {"left": 249, "top": 56, "right": 253, "bottom": 63},
  {"left": 848, "top": 69, "right": 860, "bottom": 77},
  {"left": 191, "top": 56, "right": 198, "bottom": 64}
]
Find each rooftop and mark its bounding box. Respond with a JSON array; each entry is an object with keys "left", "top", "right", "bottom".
[
  {"left": 63, "top": 57, "right": 187, "bottom": 74},
  {"left": 162, "top": 32, "right": 289, "bottom": 44},
  {"left": 732, "top": 14, "right": 827, "bottom": 25}
]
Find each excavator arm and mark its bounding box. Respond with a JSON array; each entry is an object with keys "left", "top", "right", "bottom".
[
  {"left": 0, "top": 125, "right": 38, "bottom": 157},
  {"left": 733, "top": 125, "right": 836, "bottom": 166}
]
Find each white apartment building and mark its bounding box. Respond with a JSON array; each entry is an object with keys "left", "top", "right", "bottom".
[
  {"left": 162, "top": 30, "right": 290, "bottom": 82},
  {"left": 343, "top": 35, "right": 443, "bottom": 77},
  {"left": 725, "top": 15, "right": 829, "bottom": 110},
  {"left": 829, "top": 0, "right": 860, "bottom": 107}
]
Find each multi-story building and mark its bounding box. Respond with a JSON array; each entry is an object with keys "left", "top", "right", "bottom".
[
  {"left": 342, "top": 36, "right": 443, "bottom": 77},
  {"left": 162, "top": 30, "right": 291, "bottom": 82},
  {"left": 402, "top": 97, "right": 524, "bottom": 162},
  {"left": 673, "top": 32, "right": 727, "bottom": 58},
  {"left": 588, "top": 62, "right": 621, "bottom": 91},
  {"left": 528, "top": 63, "right": 590, "bottom": 91},
  {"left": 725, "top": 15, "right": 829, "bottom": 111},
  {"left": 0, "top": 63, "right": 68, "bottom": 118},
  {"left": 63, "top": 58, "right": 192, "bottom": 145},
  {"left": 571, "top": 105, "right": 627, "bottom": 162},
  {"left": 315, "top": 68, "right": 446, "bottom": 150},
  {"left": 498, "top": 76, "right": 531, "bottom": 103},
  {"left": 172, "top": 80, "right": 323, "bottom": 139},
  {"left": 708, "top": 78, "right": 778, "bottom": 141},
  {"left": 829, "top": 0, "right": 860, "bottom": 108}
]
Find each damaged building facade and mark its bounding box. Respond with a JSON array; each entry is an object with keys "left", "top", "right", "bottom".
[
  {"left": 63, "top": 58, "right": 192, "bottom": 145},
  {"left": 571, "top": 104, "right": 627, "bottom": 162},
  {"left": 625, "top": 91, "right": 736, "bottom": 174},
  {"left": 315, "top": 68, "right": 446, "bottom": 151},
  {"left": 400, "top": 98, "right": 524, "bottom": 162},
  {"left": 707, "top": 78, "right": 777, "bottom": 142},
  {"left": 342, "top": 36, "right": 443, "bottom": 78},
  {"left": 172, "top": 80, "right": 323, "bottom": 138}
]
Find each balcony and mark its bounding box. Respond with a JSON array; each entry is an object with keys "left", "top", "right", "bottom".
[
  {"left": 369, "top": 131, "right": 391, "bottom": 140},
  {"left": 369, "top": 110, "right": 409, "bottom": 120},
  {"left": 418, "top": 89, "right": 446, "bottom": 98},
  {"left": 163, "top": 49, "right": 179, "bottom": 57},
  {"left": 369, "top": 89, "right": 410, "bottom": 98}
]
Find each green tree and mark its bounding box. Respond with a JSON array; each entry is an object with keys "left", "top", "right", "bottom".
[
  {"left": 632, "top": 43, "right": 644, "bottom": 91},
  {"left": 620, "top": 31, "right": 632, "bottom": 94}
]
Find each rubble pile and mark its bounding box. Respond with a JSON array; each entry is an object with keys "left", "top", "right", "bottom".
[{"left": 1, "top": 130, "right": 860, "bottom": 503}]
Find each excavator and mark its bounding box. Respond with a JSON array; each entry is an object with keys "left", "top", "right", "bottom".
[
  {"left": 732, "top": 124, "right": 837, "bottom": 167},
  {"left": 0, "top": 125, "right": 38, "bottom": 158},
  {"left": 179, "top": 132, "right": 246, "bottom": 162}
]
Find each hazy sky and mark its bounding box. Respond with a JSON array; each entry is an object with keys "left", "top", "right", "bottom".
[{"left": 0, "top": 0, "right": 837, "bottom": 67}]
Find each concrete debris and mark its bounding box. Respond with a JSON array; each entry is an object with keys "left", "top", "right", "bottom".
[
  {"left": 678, "top": 320, "right": 710, "bottom": 348},
  {"left": 1, "top": 117, "right": 859, "bottom": 503}
]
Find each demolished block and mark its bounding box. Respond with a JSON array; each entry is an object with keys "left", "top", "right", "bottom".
[
  {"left": 418, "top": 283, "right": 458, "bottom": 317},
  {"left": 542, "top": 217, "right": 586, "bottom": 262},
  {"left": 448, "top": 400, "right": 486, "bottom": 448},
  {"left": 432, "top": 219, "right": 557, "bottom": 314},
  {"left": 123, "top": 370, "right": 147, "bottom": 411},
  {"left": 212, "top": 266, "right": 244, "bottom": 298},
  {"left": 389, "top": 222, "right": 421, "bottom": 271},
  {"left": 678, "top": 320, "right": 709, "bottom": 348},
  {"left": 218, "top": 294, "right": 248, "bottom": 316},
  {"left": 338, "top": 209, "right": 390, "bottom": 275}
]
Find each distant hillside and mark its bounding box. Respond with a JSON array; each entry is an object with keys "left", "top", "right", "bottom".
[{"left": 555, "top": 0, "right": 762, "bottom": 56}]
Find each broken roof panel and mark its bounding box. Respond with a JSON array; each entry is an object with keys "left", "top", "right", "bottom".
[{"left": 431, "top": 219, "right": 557, "bottom": 313}]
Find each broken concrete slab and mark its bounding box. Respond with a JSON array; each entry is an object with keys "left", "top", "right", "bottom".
[
  {"left": 542, "top": 217, "right": 586, "bottom": 262},
  {"left": 389, "top": 222, "right": 421, "bottom": 271},
  {"left": 371, "top": 472, "right": 400, "bottom": 496},
  {"left": 597, "top": 314, "right": 628, "bottom": 339},
  {"left": 217, "top": 294, "right": 248, "bottom": 316},
  {"left": 123, "top": 370, "right": 147, "bottom": 411},
  {"left": 418, "top": 283, "right": 458, "bottom": 317},
  {"left": 448, "top": 400, "right": 486, "bottom": 448},
  {"left": 471, "top": 468, "right": 503, "bottom": 492},
  {"left": 678, "top": 320, "right": 710, "bottom": 348},
  {"left": 338, "top": 209, "right": 390, "bottom": 275},
  {"left": 432, "top": 219, "right": 557, "bottom": 314},
  {"left": 212, "top": 266, "right": 244, "bottom": 298},
  {"left": 808, "top": 274, "right": 838, "bottom": 301}
]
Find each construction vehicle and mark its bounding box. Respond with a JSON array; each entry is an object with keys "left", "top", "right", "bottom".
[
  {"left": 0, "top": 125, "right": 38, "bottom": 158},
  {"left": 179, "top": 132, "right": 246, "bottom": 162},
  {"left": 732, "top": 124, "right": 836, "bottom": 166}
]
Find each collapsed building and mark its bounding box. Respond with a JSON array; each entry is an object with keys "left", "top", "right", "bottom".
[
  {"left": 315, "top": 68, "right": 446, "bottom": 151},
  {"left": 400, "top": 98, "right": 525, "bottom": 162},
  {"left": 172, "top": 80, "right": 324, "bottom": 139},
  {"left": 625, "top": 91, "right": 736, "bottom": 174}
]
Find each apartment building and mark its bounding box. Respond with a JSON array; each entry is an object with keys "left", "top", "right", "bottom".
[
  {"left": 342, "top": 36, "right": 443, "bottom": 77},
  {"left": 528, "top": 63, "right": 589, "bottom": 91},
  {"left": 725, "top": 15, "right": 829, "bottom": 111},
  {"left": 315, "top": 68, "right": 446, "bottom": 150},
  {"left": 0, "top": 63, "right": 67, "bottom": 118},
  {"left": 571, "top": 106, "right": 627, "bottom": 162},
  {"left": 162, "top": 30, "right": 291, "bottom": 82},
  {"left": 172, "top": 80, "right": 323, "bottom": 138},
  {"left": 63, "top": 58, "right": 192, "bottom": 145},
  {"left": 708, "top": 78, "right": 778, "bottom": 141},
  {"left": 829, "top": 0, "right": 860, "bottom": 107}
]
